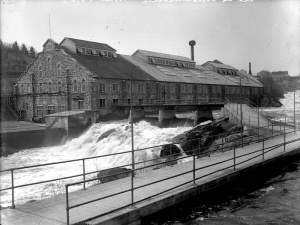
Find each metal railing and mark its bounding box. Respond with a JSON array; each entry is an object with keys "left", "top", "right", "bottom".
[
  {"left": 64, "top": 126, "right": 300, "bottom": 225},
  {"left": 1, "top": 123, "right": 299, "bottom": 224},
  {"left": 117, "top": 98, "right": 223, "bottom": 107}
]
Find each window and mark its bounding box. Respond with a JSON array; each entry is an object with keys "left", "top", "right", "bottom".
[
  {"left": 107, "top": 52, "right": 113, "bottom": 58},
  {"left": 166, "top": 60, "right": 169, "bottom": 65},
  {"left": 73, "top": 80, "right": 77, "bottom": 93},
  {"left": 86, "top": 48, "right": 92, "bottom": 55},
  {"left": 91, "top": 49, "right": 98, "bottom": 56},
  {"left": 76, "top": 47, "right": 84, "bottom": 54},
  {"left": 181, "top": 84, "right": 186, "bottom": 93},
  {"left": 112, "top": 99, "right": 119, "bottom": 105},
  {"left": 138, "top": 84, "right": 144, "bottom": 93},
  {"left": 27, "top": 84, "right": 31, "bottom": 93},
  {"left": 170, "top": 84, "right": 175, "bottom": 93},
  {"left": 82, "top": 79, "right": 86, "bottom": 92},
  {"left": 99, "top": 99, "right": 106, "bottom": 108},
  {"left": 78, "top": 100, "right": 84, "bottom": 109},
  {"left": 57, "top": 64, "right": 62, "bottom": 77},
  {"left": 139, "top": 99, "right": 143, "bottom": 105},
  {"left": 78, "top": 82, "right": 82, "bottom": 93},
  {"left": 162, "top": 59, "right": 166, "bottom": 65},
  {"left": 47, "top": 105, "right": 55, "bottom": 114},
  {"left": 197, "top": 85, "right": 202, "bottom": 93},
  {"left": 58, "top": 105, "right": 66, "bottom": 112},
  {"left": 47, "top": 58, "right": 52, "bottom": 70},
  {"left": 39, "top": 83, "right": 43, "bottom": 93},
  {"left": 112, "top": 83, "right": 118, "bottom": 92},
  {"left": 99, "top": 83, "right": 106, "bottom": 92},
  {"left": 48, "top": 82, "right": 52, "bottom": 93},
  {"left": 38, "top": 66, "right": 42, "bottom": 77},
  {"left": 103, "top": 50, "right": 108, "bottom": 57},
  {"left": 37, "top": 105, "right": 44, "bottom": 117},
  {"left": 58, "top": 81, "right": 62, "bottom": 92},
  {"left": 187, "top": 85, "right": 192, "bottom": 94},
  {"left": 127, "top": 99, "right": 131, "bottom": 105}
]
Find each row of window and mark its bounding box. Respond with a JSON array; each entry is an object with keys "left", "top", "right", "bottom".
[
  {"left": 73, "top": 80, "right": 86, "bottom": 93},
  {"left": 148, "top": 57, "right": 196, "bottom": 69},
  {"left": 76, "top": 47, "right": 116, "bottom": 58},
  {"left": 218, "top": 69, "right": 237, "bottom": 76},
  {"left": 36, "top": 105, "right": 66, "bottom": 117}
]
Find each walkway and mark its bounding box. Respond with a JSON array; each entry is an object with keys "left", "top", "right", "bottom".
[{"left": 1, "top": 131, "right": 300, "bottom": 225}]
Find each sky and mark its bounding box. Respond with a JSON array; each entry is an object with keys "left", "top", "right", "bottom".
[{"left": 1, "top": 0, "right": 299, "bottom": 76}]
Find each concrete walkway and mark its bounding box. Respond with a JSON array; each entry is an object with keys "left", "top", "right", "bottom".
[{"left": 1, "top": 130, "right": 300, "bottom": 225}]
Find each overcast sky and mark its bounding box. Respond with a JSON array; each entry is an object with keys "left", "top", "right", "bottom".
[{"left": 1, "top": 0, "right": 299, "bottom": 76}]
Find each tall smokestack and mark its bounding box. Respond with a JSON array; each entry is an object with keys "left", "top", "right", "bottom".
[
  {"left": 189, "top": 40, "right": 196, "bottom": 61},
  {"left": 249, "top": 62, "right": 252, "bottom": 75}
]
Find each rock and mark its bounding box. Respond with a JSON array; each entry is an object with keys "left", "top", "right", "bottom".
[
  {"left": 97, "top": 167, "right": 132, "bottom": 183},
  {"left": 160, "top": 144, "right": 182, "bottom": 157},
  {"left": 96, "top": 128, "right": 116, "bottom": 142}
]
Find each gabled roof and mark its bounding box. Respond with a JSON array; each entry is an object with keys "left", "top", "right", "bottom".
[
  {"left": 60, "top": 37, "right": 116, "bottom": 52},
  {"left": 134, "top": 49, "right": 194, "bottom": 63},
  {"left": 202, "top": 61, "right": 238, "bottom": 71},
  {"left": 237, "top": 70, "right": 264, "bottom": 87},
  {"left": 121, "top": 55, "right": 258, "bottom": 86},
  {"left": 61, "top": 47, "right": 156, "bottom": 81},
  {"left": 43, "top": 38, "right": 58, "bottom": 47}
]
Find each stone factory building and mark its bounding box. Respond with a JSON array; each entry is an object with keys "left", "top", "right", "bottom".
[{"left": 15, "top": 37, "right": 264, "bottom": 123}]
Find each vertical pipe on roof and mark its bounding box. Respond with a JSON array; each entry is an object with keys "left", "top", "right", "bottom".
[
  {"left": 189, "top": 40, "right": 196, "bottom": 61},
  {"left": 249, "top": 62, "right": 252, "bottom": 75}
]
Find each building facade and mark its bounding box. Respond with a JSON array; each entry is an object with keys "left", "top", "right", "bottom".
[{"left": 15, "top": 37, "right": 264, "bottom": 122}]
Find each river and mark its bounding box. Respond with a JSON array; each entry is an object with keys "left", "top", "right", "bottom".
[{"left": 1, "top": 90, "right": 300, "bottom": 224}]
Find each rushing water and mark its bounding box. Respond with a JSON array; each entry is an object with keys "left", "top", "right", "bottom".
[
  {"left": 1, "top": 90, "right": 299, "bottom": 218},
  {"left": 144, "top": 90, "right": 300, "bottom": 225}
]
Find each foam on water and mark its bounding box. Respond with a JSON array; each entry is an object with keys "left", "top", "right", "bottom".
[{"left": 0, "top": 120, "right": 192, "bottom": 206}]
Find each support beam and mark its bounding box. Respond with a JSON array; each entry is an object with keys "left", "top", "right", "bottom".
[
  {"left": 158, "top": 109, "right": 176, "bottom": 127},
  {"left": 194, "top": 110, "right": 213, "bottom": 125},
  {"left": 128, "top": 109, "right": 145, "bottom": 123}
]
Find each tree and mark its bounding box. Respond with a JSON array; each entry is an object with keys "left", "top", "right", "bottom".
[
  {"left": 258, "top": 70, "right": 284, "bottom": 98},
  {"left": 11, "top": 41, "right": 20, "bottom": 52},
  {"left": 29, "top": 46, "right": 37, "bottom": 58},
  {"left": 20, "top": 44, "right": 29, "bottom": 55}
]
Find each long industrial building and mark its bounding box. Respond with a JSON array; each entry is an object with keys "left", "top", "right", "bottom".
[{"left": 14, "top": 37, "right": 263, "bottom": 124}]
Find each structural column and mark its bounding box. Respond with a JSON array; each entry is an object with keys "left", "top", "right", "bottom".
[
  {"left": 128, "top": 109, "right": 145, "bottom": 123},
  {"left": 158, "top": 109, "right": 176, "bottom": 127},
  {"left": 194, "top": 110, "right": 213, "bottom": 125}
]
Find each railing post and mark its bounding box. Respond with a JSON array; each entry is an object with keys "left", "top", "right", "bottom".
[
  {"left": 11, "top": 169, "right": 15, "bottom": 209},
  {"left": 193, "top": 154, "right": 196, "bottom": 185},
  {"left": 233, "top": 145, "right": 236, "bottom": 171},
  {"left": 262, "top": 138, "right": 265, "bottom": 160},
  {"left": 272, "top": 124, "right": 274, "bottom": 138},
  {"left": 284, "top": 117, "right": 286, "bottom": 152},
  {"left": 82, "top": 159, "right": 86, "bottom": 189},
  {"left": 66, "top": 185, "right": 70, "bottom": 225}
]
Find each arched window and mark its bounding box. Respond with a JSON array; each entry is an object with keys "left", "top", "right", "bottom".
[
  {"left": 58, "top": 81, "right": 62, "bottom": 92},
  {"left": 78, "top": 81, "right": 82, "bottom": 93},
  {"left": 57, "top": 64, "right": 62, "bottom": 77},
  {"left": 82, "top": 79, "right": 86, "bottom": 92},
  {"left": 39, "top": 66, "right": 42, "bottom": 77},
  {"left": 49, "top": 82, "right": 52, "bottom": 93},
  {"left": 27, "top": 84, "right": 30, "bottom": 93},
  {"left": 47, "top": 58, "right": 52, "bottom": 70},
  {"left": 73, "top": 80, "right": 77, "bottom": 93}
]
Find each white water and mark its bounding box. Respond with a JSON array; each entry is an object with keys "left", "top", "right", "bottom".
[
  {"left": 0, "top": 120, "right": 193, "bottom": 206},
  {"left": 1, "top": 91, "right": 299, "bottom": 207}
]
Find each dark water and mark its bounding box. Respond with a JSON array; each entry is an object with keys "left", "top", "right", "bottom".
[{"left": 143, "top": 159, "right": 300, "bottom": 225}]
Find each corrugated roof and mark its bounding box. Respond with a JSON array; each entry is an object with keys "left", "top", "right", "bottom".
[
  {"left": 121, "top": 55, "right": 249, "bottom": 86},
  {"left": 195, "top": 65, "right": 210, "bottom": 71},
  {"left": 61, "top": 47, "right": 156, "bottom": 81},
  {"left": 61, "top": 37, "right": 116, "bottom": 52},
  {"left": 208, "top": 62, "right": 238, "bottom": 71},
  {"left": 135, "top": 49, "right": 194, "bottom": 63},
  {"left": 237, "top": 70, "right": 264, "bottom": 87}
]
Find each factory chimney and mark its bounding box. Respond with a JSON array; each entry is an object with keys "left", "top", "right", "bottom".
[
  {"left": 189, "top": 40, "right": 196, "bottom": 61},
  {"left": 249, "top": 62, "right": 252, "bottom": 75}
]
